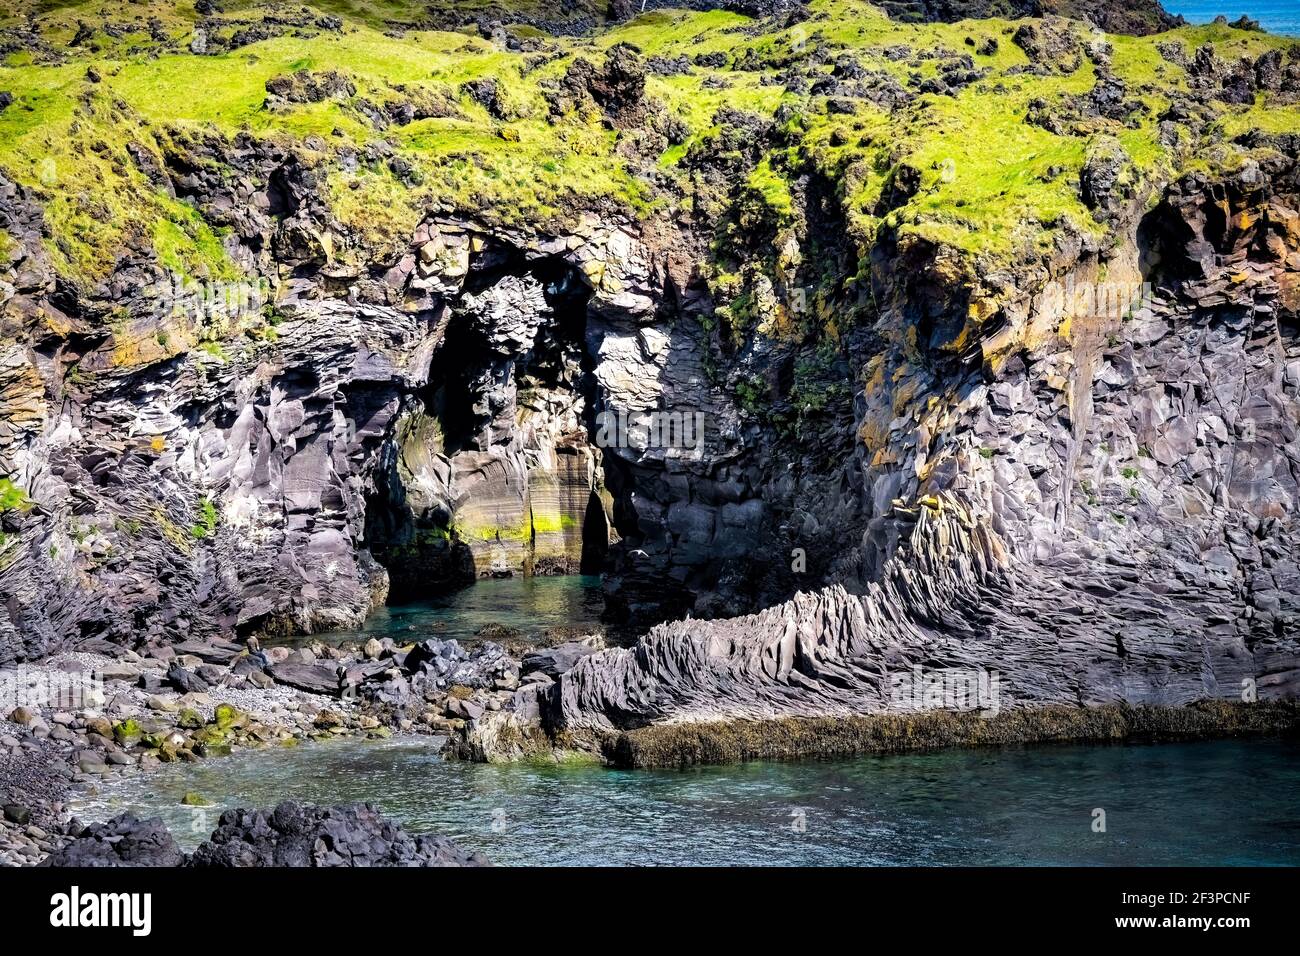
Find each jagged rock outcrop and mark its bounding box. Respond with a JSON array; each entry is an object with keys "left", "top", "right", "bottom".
[
  {"left": 554, "top": 515, "right": 1006, "bottom": 729},
  {"left": 42, "top": 802, "right": 487, "bottom": 867},
  {"left": 188, "top": 801, "right": 488, "bottom": 867},
  {"left": 0, "top": 296, "right": 440, "bottom": 661},
  {"left": 40, "top": 812, "right": 185, "bottom": 867},
  {"left": 0, "top": 144, "right": 693, "bottom": 661},
  {"left": 360, "top": 635, "right": 519, "bottom": 716}
]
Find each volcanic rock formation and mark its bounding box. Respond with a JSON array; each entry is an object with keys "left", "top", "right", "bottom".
[{"left": 1, "top": 1, "right": 1298, "bottom": 746}]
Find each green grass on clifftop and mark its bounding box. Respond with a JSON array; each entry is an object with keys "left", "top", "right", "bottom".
[{"left": 0, "top": 1, "right": 1295, "bottom": 288}]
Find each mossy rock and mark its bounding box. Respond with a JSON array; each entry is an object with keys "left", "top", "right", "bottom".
[
  {"left": 112, "top": 719, "right": 143, "bottom": 745},
  {"left": 0, "top": 0, "right": 1292, "bottom": 292},
  {"left": 603, "top": 700, "right": 1300, "bottom": 768},
  {"left": 213, "top": 703, "right": 244, "bottom": 730},
  {"left": 140, "top": 732, "right": 168, "bottom": 749},
  {"left": 312, "top": 709, "right": 345, "bottom": 729},
  {"left": 544, "top": 749, "right": 604, "bottom": 768},
  {"left": 176, "top": 708, "right": 204, "bottom": 730},
  {"left": 180, "top": 792, "right": 212, "bottom": 807},
  {"left": 188, "top": 725, "right": 227, "bottom": 746}
]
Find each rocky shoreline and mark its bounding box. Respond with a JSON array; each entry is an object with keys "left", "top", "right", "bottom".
[
  {"left": 0, "top": 625, "right": 607, "bottom": 865},
  {"left": 0, "top": 647, "right": 394, "bottom": 864},
  {"left": 0, "top": 650, "right": 365, "bottom": 865},
  {"left": 6, "top": 630, "right": 1300, "bottom": 865}
]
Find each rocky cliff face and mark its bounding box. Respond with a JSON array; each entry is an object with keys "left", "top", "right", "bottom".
[
  {"left": 1, "top": 2, "right": 1298, "bottom": 739},
  {"left": 552, "top": 147, "right": 1300, "bottom": 730},
  {"left": 0, "top": 248, "right": 437, "bottom": 655}
]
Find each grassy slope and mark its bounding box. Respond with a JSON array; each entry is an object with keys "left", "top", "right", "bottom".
[{"left": 0, "top": 1, "right": 1296, "bottom": 286}]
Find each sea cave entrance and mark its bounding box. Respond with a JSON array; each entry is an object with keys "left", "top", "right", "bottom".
[{"left": 362, "top": 253, "right": 617, "bottom": 608}]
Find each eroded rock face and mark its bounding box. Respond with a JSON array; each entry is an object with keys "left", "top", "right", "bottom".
[
  {"left": 362, "top": 221, "right": 646, "bottom": 589},
  {"left": 551, "top": 157, "right": 1300, "bottom": 731},
  {"left": 0, "top": 296, "right": 439, "bottom": 661},
  {"left": 395, "top": 271, "right": 608, "bottom": 580},
  {"left": 355, "top": 207, "right": 782, "bottom": 616},
  {"left": 0, "top": 130, "right": 692, "bottom": 662}
]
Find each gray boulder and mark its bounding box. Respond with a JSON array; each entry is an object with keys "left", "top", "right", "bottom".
[
  {"left": 521, "top": 640, "right": 601, "bottom": 679},
  {"left": 267, "top": 661, "right": 342, "bottom": 696}
]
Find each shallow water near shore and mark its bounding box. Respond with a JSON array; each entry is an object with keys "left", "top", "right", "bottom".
[
  {"left": 270, "top": 574, "right": 608, "bottom": 648},
  {"left": 72, "top": 736, "right": 1300, "bottom": 866}
]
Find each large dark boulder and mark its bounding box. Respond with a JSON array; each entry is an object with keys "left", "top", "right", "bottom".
[
  {"left": 41, "top": 804, "right": 487, "bottom": 867},
  {"left": 166, "top": 661, "right": 209, "bottom": 694},
  {"left": 267, "top": 661, "right": 342, "bottom": 695},
  {"left": 187, "top": 802, "right": 488, "bottom": 867},
  {"left": 521, "top": 641, "right": 601, "bottom": 679},
  {"left": 41, "top": 813, "right": 185, "bottom": 867}
]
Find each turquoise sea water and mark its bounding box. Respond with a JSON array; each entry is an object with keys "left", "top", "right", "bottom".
[
  {"left": 1166, "top": 1, "right": 1300, "bottom": 35},
  {"left": 74, "top": 736, "right": 1300, "bottom": 866},
  {"left": 93, "top": 578, "right": 1300, "bottom": 867},
  {"left": 275, "top": 574, "right": 607, "bottom": 647}
]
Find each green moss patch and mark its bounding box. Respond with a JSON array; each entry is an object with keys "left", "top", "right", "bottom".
[
  {"left": 604, "top": 699, "right": 1300, "bottom": 768},
  {"left": 1, "top": 0, "right": 1295, "bottom": 329},
  {"left": 0, "top": 478, "right": 32, "bottom": 512},
  {"left": 111, "top": 718, "right": 143, "bottom": 745}
]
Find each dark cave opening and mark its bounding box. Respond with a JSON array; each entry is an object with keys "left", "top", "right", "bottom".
[
  {"left": 362, "top": 251, "right": 622, "bottom": 609},
  {"left": 422, "top": 309, "right": 486, "bottom": 458}
]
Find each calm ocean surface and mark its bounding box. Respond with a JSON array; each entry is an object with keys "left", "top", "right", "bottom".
[
  {"left": 1166, "top": 1, "right": 1300, "bottom": 35},
  {"left": 74, "top": 736, "right": 1300, "bottom": 866}
]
